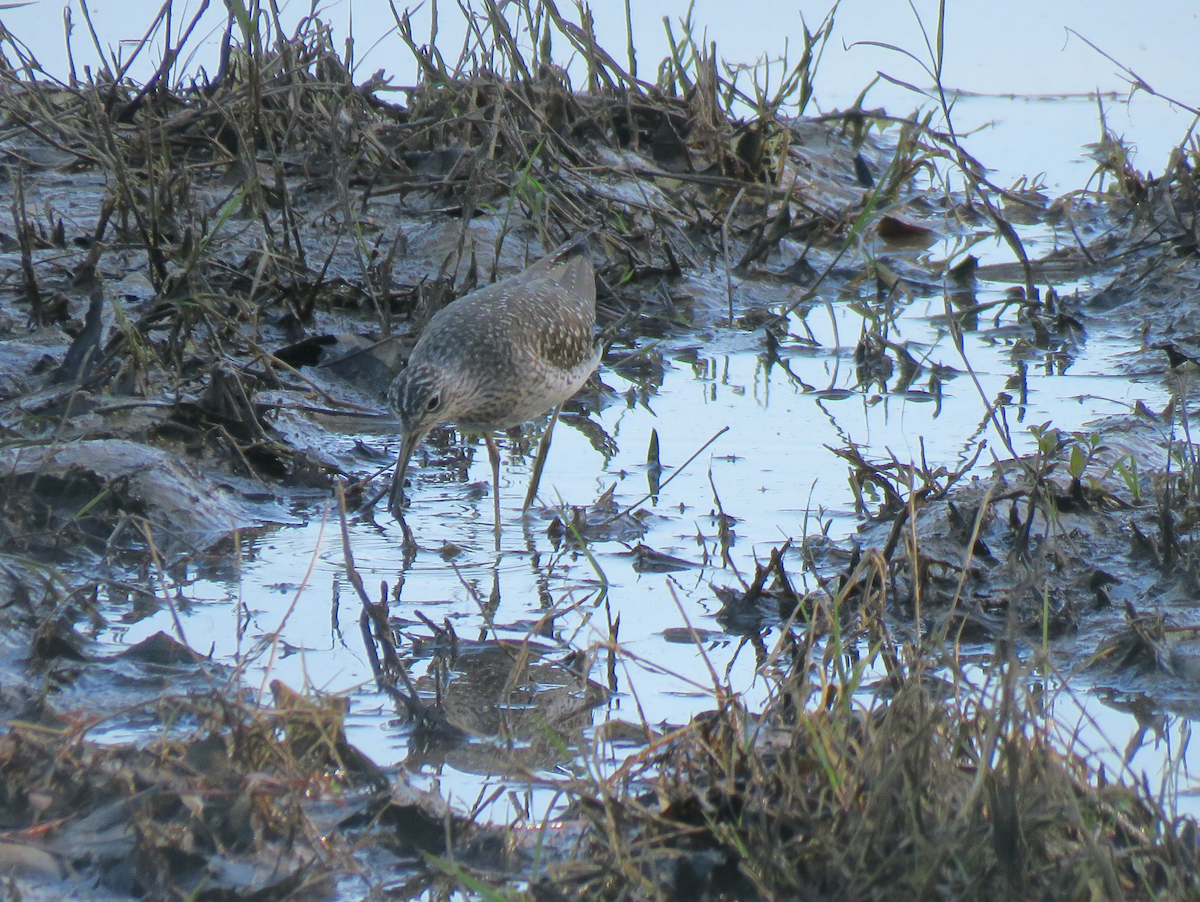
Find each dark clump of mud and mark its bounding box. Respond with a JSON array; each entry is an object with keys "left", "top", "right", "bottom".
[{"left": 2, "top": 0, "right": 1200, "bottom": 899}]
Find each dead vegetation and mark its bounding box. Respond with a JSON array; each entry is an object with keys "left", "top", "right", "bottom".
[
  {"left": 543, "top": 580, "right": 1200, "bottom": 901},
  {"left": 0, "top": 667, "right": 387, "bottom": 898}
]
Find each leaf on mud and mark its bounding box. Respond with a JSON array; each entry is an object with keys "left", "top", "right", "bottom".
[
  {"left": 631, "top": 544, "right": 697, "bottom": 573},
  {"left": 110, "top": 631, "right": 206, "bottom": 666},
  {"left": 876, "top": 214, "right": 936, "bottom": 247}
]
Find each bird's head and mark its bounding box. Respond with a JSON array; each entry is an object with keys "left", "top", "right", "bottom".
[{"left": 386, "top": 360, "right": 469, "bottom": 514}]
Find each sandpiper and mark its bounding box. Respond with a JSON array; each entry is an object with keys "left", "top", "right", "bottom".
[{"left": 386, "top": 236, "right": 599, "bottom": 525}]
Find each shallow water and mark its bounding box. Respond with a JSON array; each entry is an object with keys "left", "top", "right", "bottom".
[{"left": 89, "top": 253, "right": 1185, "bottom": 821}]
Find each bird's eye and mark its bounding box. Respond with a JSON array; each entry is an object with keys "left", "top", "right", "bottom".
[{"left": 426, "top": 394, "right": 441, "bottom": 412}]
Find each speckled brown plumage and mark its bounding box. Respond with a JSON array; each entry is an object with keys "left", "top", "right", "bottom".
[{"left": 387, "top": 237, "right": 599, "bottom": 517}]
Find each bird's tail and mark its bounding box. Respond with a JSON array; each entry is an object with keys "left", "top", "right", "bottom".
[{"left": 543, "top": 231, "right": 595, "bottom": 265}]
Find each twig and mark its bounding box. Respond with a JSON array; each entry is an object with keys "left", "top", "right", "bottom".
[{"left": 721, "top": 187, "right": 745, "bottom": 324}]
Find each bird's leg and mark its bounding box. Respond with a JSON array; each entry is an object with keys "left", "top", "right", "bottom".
[
  {"left": 485, "top": 434, "right": 501, "bottom": 543},
  {"left": 523, "top": 406, "right": 561, "bottom": 512}
]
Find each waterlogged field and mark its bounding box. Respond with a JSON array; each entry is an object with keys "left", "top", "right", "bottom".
[{"left": 1, "top": 2, "right": 1199, "bottom": 899}]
